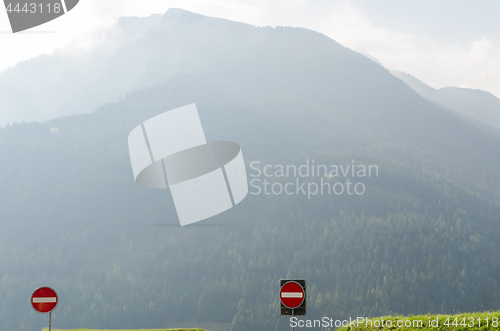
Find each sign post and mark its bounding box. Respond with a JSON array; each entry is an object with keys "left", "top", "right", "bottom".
[
  {"left": 280, "top": 279, "right": 306, "bottom": 330},
  {"left": 31, "top": 286, "right": 58, "bottom": 331}
]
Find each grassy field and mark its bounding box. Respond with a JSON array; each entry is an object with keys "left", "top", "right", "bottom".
[{"left": 337, "top": 311, "right": 500, "bottom": 330}]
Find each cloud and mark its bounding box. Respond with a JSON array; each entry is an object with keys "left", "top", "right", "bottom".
[{"left": 309, "top": 2, "right": 500, "bottom": 98}]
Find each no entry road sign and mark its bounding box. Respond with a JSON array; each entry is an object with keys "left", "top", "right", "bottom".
[
  {"left": 280, "top": 281, "right": 305, "bottom": 309},
  {"left": 280, "top": 279, "right": 306, "bottom": 316},
  {"left": 31, "top": 287, "right": 58, "bottom": 313}
]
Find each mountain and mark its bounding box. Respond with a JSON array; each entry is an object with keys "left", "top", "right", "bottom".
[
  {"left": 392, "top": 70, "right": 500, "bottom": 130},
  {"left": 1, "top": 8, "right": 500, "bottom": 331}
]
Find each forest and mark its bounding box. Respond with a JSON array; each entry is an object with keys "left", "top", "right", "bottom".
[{"left": 1, "top": 71, "right": 500, "bottom": 330}]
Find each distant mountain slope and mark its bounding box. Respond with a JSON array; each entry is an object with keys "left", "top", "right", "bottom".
[
  {"left": 392, "top": 70, "right": 500, "bottom": 130},
  {"left": 390, "top": 71, "right": 436, "bottom": 100}
]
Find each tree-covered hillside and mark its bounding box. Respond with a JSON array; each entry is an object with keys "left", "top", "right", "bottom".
[{"left": 1, "top": 73, "right": 500, "bottom": 330}]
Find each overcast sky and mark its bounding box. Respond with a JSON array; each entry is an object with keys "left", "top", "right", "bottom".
[{"left": 1, "top": 0, "right": 500, "bottom": 98}]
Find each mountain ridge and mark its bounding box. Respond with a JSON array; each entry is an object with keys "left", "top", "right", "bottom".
[{"left": 392, "top": 70, "right": 500, "bottom": 130}]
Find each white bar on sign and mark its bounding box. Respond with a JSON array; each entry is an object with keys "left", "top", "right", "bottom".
[
  {"left": 32, "top": 297, "right": 57, "bottom": 303},
  {"left": 281, "top": 292, "right": 303, "bottom": 298}
]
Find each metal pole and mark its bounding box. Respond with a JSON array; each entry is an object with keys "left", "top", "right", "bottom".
[
  {"left": 292, "top": 309, "right": 294, "bottom": 331},
  {"left": 49, "top": 311, "right": 51, "bottom": 331}
]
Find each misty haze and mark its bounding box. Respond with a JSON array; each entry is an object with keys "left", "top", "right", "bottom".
[{"left": 1, "top": 5, "right": 500, "bottom": 331}]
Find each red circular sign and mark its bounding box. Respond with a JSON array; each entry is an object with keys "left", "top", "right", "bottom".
[
  {"left": 280, "top": 281, "right": 305, "bottom": 309},
  {"left": 31, "top": 287, "right": 58, "bottom": 313}
]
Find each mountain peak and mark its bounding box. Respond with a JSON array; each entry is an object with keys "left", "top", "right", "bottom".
[{"left": 161, "top": 8, "right": 208, "bottom": 26}]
